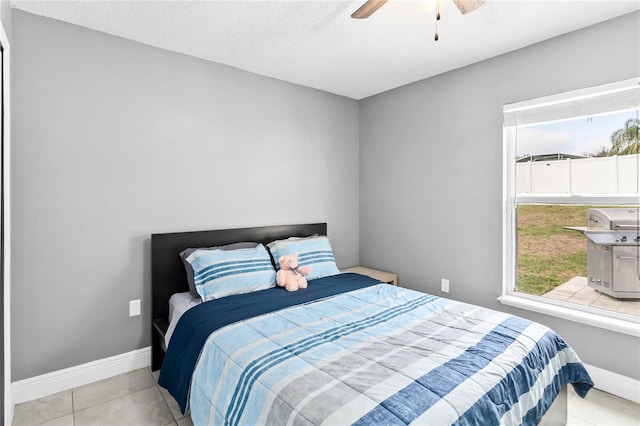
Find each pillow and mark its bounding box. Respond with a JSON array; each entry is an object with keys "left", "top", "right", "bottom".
[
  {"left": 267, "top": 235, "right": 340, "bottom": 280},
  {"left": 180, "top": 242, "right": 258, "bottom": 298},
  {"left": 181, "top": 243, "right": 275, "bottom": 301}
]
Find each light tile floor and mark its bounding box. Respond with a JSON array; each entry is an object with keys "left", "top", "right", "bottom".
[
  {"left": 11, "top": 368, "right": 640, "bottom": 425},
  {"left": 544, "top": 277, "right": 640, "bottom": 318},
  {"left": 567, "top": 386, "right": 640, "bottom": 425},
  {"left": 12, "top": 368, "right": 192, "bottom": 426}
]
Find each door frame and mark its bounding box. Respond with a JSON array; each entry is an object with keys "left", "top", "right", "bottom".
[{"left": 0, "top": 17, "right": 11, "bottom": 423}]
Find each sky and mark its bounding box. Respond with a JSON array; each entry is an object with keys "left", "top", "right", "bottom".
[{"left": 516, "top": 109, "right": 639, "bottom": 158}]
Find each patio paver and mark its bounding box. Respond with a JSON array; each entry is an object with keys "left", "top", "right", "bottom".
[{"left": 542, "top": 276, "right": 640, "bottom": 317}]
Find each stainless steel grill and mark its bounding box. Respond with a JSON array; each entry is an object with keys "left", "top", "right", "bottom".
[{"left": 581, "top": 208, "right": 640, "bottom": 299}]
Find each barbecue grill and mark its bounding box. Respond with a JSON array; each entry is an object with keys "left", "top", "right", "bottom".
[{"left": 573, "top": 208, "right": 640, "bottom": 299}]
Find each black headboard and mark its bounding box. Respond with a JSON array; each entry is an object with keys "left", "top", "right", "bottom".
[{"left": 150, "top": 222, "right": 327, "bottom": 370}]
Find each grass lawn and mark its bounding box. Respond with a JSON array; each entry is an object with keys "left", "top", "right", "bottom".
[{"left": 517, "top": 204, "right": 588, "bottom": 295}]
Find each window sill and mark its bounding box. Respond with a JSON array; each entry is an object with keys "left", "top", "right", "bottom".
[{"left": 498, "top": 295, "right": 640, "bottom": 337}]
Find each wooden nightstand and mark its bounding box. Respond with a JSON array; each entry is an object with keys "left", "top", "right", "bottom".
[{"left": 342, "top": 266, "right": 398, "bottom": 286}]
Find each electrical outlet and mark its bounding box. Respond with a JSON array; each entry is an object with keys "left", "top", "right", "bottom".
[
  {"left": 129, "top": 299, "right": 141, "bottom": 317},
  {"left": 441, "top": 278, "right": 450, "bottom": 293}
]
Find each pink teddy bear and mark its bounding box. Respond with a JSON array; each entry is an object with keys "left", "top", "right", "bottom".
[{"left": 276, "top": 254, "right": 312, "bottom": 292}]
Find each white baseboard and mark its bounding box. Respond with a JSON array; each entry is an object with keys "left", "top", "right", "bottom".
[
  {"left": 11, "top": 347, "right": 151, "bottom": 405},
  {"left": 584, "top": 363, "right": 640, "bottom": 404}
]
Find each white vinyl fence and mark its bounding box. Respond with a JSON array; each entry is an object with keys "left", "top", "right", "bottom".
[{"left": 516, "top": 154, "right": 640, "bottom": 195}]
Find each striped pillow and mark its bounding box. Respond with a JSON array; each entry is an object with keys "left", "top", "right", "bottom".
[
  {"left": 185, "top": 244, "right": 276, "bottom": 301},
  {"left": 267, "top": 236, "right": 340, "bottom": 280},
  {"left": 180, "top": 242, "right": 259, "bottom": 299}
]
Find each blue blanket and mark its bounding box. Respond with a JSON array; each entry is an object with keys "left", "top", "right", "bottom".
[
  {"left": 158, "top": 272, "right": 381, "bottom": 412},
  {"left": 160, "top": 274, "right": 593, "bottom": 425}
]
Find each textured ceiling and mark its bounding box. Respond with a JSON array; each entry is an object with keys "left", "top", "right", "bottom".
[{"left": 12, "top": 0, "right": 640, "bottom": 99}]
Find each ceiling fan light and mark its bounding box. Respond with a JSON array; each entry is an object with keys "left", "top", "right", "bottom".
[{"left": 419, "top": 0, "right": 440, "bottom": 14}]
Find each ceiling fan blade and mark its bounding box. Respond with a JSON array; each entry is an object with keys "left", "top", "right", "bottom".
[
  {"left": 351, "top": 0, "right": 389, "bottom": 19},
  {"left": 452, "top": 0, "right": 485, "bottom": 14}
]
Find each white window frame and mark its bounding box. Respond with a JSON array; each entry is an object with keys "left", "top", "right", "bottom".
[{"left": 500, "top": 78, "right": 640, "bottom": 337}]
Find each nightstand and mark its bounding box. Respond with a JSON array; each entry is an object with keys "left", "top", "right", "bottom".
[{"left": 342, "top": 266, "right": 398, "bottom": 286}]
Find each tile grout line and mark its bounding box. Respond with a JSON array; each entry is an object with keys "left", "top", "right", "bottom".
[
  {"left": 74, "top": 386, "right": 170, "bottom": 425},
  {"left": 71, "top": 369, "right": 158, "bottom": 415},
  {"left": 568, "top": 414, "right": 596, "bottom": 426},
  {"left": 22, "top": 389, "right": 75, "bottom": 426},
  {"left": 71, "top": 387, "right": 76, "bottom": 426},
  {"left": 153, "top": 369, "right": 181, "bottom": 423}
]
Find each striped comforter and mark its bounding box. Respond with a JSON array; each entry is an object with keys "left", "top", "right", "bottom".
[{"left": 183, "top": 280, "right": 592, "bottom": 425}]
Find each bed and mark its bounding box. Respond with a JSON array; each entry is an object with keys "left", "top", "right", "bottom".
[{"left": 152, "top": 223, "right": 593, "bottom": 425}]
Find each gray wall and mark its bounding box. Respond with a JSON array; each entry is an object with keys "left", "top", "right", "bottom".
[
  {"left": 359, "top": 11, "right": 640, "bottom": 380},
  {"left": 11, "top": 10, "right": 359, "bottom": 380}
]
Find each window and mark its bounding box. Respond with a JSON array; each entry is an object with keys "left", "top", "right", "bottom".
[{"left": 501, "top": 79, "right": 640, "bottom": 335}]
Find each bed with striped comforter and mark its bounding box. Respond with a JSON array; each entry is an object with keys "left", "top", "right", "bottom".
[{"left": 159, "top": 273, "right": 592, "bottom": 425}]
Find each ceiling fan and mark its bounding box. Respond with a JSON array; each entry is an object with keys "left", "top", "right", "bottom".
[
  {"left": 351, "top": 0, "right": 485, "bottom": 41},
  {"left": 351, "top": 0, "right": 486, "bottom": 19}
]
